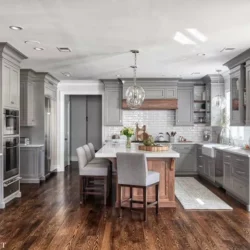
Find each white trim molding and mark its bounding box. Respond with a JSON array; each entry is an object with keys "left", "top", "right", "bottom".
[{"left": 57, "top": 80, "right": 104, "bottom": 172}]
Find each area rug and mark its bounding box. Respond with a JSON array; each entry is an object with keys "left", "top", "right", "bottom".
[{"left": 175, "top": 177, "right": 233, "bottom": 210}]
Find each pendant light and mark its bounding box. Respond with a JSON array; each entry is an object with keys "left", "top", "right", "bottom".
[
  {"left": 212, "top": 70, "right": 226, "bottom": 109},
  {"left": 125, "top": 50, "right": 145, "bottom": 109}
]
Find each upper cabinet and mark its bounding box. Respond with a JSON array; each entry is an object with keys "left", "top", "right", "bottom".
[
  {"left": 0, "top": 43, "right": 27, "bottom": 110},
  {"left": 20, "top": 69, "right": 36, "bottom": 126},
  {"left": 176, "top": 83, "right": 194, "bottom": 126},
  {"left": 224, "top": 48, "right": 250, "bottom": 126},
  {"left": 122, "top": 79, "right": 178, "bottom": 100},
  {"left": 202, "top": 75, "right": 225, "bottom": 126},
  {"left": 103, "top": 80, "right": 123, "bottom": 126}
]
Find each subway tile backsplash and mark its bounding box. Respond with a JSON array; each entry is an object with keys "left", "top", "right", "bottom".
[{"left": 104, "top": 110, "right": 212, "bottom": 142}]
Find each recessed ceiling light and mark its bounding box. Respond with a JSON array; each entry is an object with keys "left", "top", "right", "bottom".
[
  {"left": 197, "top": 53, "right": 206, "bottom": 56},
  {"left": 34, "top": 47, "right": 44, "bottom": 51},
  {"left": 191, "top": 72, "right": 200, "bottom": 75},
  {"left": 186, "top": 29, "right": 208, "bottom": 42},
  {"left": 57, "top": 47, "right": 72, "bottom": 52},
  {"left": 116, "top": 74, "right": 121, "bottom": 77},
  {"left": 173, "top": 32, "right": 196, "bottom": 45},
  {"left": 9, "top": 25, "right": 23, "bottom": 30},
  {"left": 25, "top": 40, "right": 40, "bottom": 45},
  {"left": 62, "top": 72, "right": 71, "bottom": 77},
  {"left": 220, "top": 47, "right": 235, "bottom": 52}
]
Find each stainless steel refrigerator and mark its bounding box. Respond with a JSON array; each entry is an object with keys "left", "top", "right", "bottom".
[{"left": 45, "top": 97, "right": 51, "bottom": 177}]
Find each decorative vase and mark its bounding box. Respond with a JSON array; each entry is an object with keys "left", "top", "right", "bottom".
[{"left": 126, "top": 137, "right": 131, "bottom": 148}]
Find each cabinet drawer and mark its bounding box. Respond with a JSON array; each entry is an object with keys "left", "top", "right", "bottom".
[
  {"left": 231, "top": 177, "right": 249, "bottom": 203},
  {"left": 4, "top": 180, "right": 19, "bottom": 198},
  {"left": 173, "top": 145, "right": 195, "bottom": 153},
  {"left": 223, "top": 152, "right": 232, "bottom": 163}
]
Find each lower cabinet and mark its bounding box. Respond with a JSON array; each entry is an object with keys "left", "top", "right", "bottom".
[
  {"left": 20, "top": 146, "right": 45, "bottom": 183},
  {"left": 172, "top": 144, "right": 197, "bottom": 175},
  {"left": 223, "top": 152, "right": 250, "bottom": 211},
  {"left": 199, "top": 155, "right": 215, "bottom": 183}
]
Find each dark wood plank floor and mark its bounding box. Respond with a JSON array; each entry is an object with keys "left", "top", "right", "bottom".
[{"left": 0, "top": 166, "right": 250, "bottom": 250}]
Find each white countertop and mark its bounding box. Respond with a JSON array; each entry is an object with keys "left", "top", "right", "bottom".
[
  {"left": 20, "top": 144, "right": 44, "bottom": 148},
  {"left": 96, "top": 143, "right": 180, "bottom": 158},
  {"left": 222, "top": 147, "right": 250, "bottom": 158}
]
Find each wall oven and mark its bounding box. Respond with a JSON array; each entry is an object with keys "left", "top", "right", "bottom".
[
  {"left": 3, "top": 109, "right": 19, "bottom": 135},
  {"left": 3, "top": 137, "right": 19, "bottom": 180}
]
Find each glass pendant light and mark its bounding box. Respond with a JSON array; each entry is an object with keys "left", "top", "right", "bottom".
[
  {"left": 126, "top": 50, "right": 145, "bottom": 109},
  {"left": 212, "top": 70, "right": 226, "bottom": 109}
]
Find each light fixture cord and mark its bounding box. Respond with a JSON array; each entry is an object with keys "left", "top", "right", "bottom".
[{"left": 134, "top": 52, "right": 137, "bottom": 86}]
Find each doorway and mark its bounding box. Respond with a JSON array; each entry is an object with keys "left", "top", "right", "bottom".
[{"left": 64, "top": 95, "right": 102, "bottom": 164}]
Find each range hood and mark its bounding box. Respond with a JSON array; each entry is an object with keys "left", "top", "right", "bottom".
[{"left": 122, "top": 99, "right": 178, "bottom": 110}]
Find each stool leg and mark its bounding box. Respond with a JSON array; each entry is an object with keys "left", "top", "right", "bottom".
[
  {"left": 130, "top": 187, "right": 133, "bottom": 211},
  {"left": 143, "top": 187, "right": 147, "bottom": 222},
  {"left": 155, "top": 183, "right": 159, "bottom": 215},
  {"left": 83, "top": 177, "right": 86, "bottom": 205},
  {"left": 79, "top": 176, "right": 83, "bottom": 205},
  {"left": 118, "top": 184, "right": 122, "bottom": 218},
  {"left": 104, "top": 176, "right": 107, "bottom": 206}
]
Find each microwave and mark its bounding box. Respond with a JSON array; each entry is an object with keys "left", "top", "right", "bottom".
[{"left": 4, "top": 109, "right": 19, "bottom": 136}]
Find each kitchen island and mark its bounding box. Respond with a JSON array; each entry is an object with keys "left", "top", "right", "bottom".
[{"left": 96, "top": 143, "right": 180, "bottom": 207}]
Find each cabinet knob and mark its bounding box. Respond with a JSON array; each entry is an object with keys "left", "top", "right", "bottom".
[{"left": 11, "top": 101, "right": 14, "bottom": 104}]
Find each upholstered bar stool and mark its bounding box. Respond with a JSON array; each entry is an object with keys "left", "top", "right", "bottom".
[
  {"left": 76, "top": 146, "right": 110, "bottom": 205},
  {"left": 85, "top": 143, "right": 110, "bottom": 164},
  {"left": 116, "top": 152, "right": 160, "bottom": 221}
]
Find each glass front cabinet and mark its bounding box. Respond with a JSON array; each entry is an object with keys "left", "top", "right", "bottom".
[{"left": 230, "top": 65, "right": 245, "bottom": 126}]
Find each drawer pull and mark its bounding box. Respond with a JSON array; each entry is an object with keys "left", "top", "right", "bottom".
[
  {"left": 225, "top": 155, "right": 231, "bottom": 158},
  {"left": 235, "top": 170, "right": 245, "bottom": 175},
  {"left": 198, "top": 166, "right": 203, "bottom": 168}
]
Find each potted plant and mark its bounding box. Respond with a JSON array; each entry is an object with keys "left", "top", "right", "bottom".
[{"left": 120, "top": 127, "right": 134, "bottom": 148}]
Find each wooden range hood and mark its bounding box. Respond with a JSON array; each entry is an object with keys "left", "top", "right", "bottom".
[{"left": 122, "top": 99, "right": 178, "bottom": 110}]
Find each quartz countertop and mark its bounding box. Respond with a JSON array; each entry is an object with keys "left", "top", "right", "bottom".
[
  {"left": 96, "top": 143, "right": 180, "bottom": 158},
  {"left": 222, "top": 147, "right": 250, "bottom": 158},
  {"left": 20, "top": 144, "right": 44, "bottom": 148}
]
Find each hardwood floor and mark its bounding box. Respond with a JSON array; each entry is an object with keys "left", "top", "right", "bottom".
[{"left": 0, "top": 166, "right": 250, "bottom": 250}]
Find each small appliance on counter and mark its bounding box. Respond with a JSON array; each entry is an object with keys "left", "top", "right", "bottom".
[
  {"left": 156, "top": 132, "right": 165, "bottom": 142},
  {"left": 203, "top": 130, "right": 210, "bottom": 141},
  {"left": 20, "top": 137, "right": 30, "bottom": 145}
]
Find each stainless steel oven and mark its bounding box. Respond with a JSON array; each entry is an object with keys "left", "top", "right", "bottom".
[
  {"left": 4, "top": 109, "right": 19, "bottom": 135},
  {"left": 3, "top": 137, "right": 19, "bottom": 180}
]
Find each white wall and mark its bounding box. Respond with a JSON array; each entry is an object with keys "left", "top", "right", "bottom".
[{"left": 57, "top": 80, "right": 104, "bottom": 172}]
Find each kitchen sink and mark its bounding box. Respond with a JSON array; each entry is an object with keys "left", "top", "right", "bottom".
[{"left": 202, "top": 144, "right": 232, "bottom": 158}]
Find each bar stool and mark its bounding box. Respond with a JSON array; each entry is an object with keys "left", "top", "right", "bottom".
[
  {"left": 76, "top": 146, "right": 110, "bottom": 205},
  {"left": 116, "top": 152, "right": 160, "bottom": 221},
  {"left": 84, "top": 143, "right": 110, "bottom": 164}
]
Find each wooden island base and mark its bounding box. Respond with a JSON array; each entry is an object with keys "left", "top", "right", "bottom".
[{"left": 110, "top": 158, "right": 176, "bottom": 208}]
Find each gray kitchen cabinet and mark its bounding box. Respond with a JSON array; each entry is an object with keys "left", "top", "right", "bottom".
[
  {"left": 223, "top": 152, "right": 232, "bottom": 191},
  {"left": 20, "top": 145, "right": 45, "bottom": 183},
  {"left": 104, "top": 81, "right": 123, "bottom": 126},
  {"left": 2, "top": 61, "right": 20, "bottom": 109},
  {"left": 176, "top": 86, "right": 194, "bottom": 126},
  {"left": 202, "top": 155, "right": 215, "bottom": 182},
  {"left": 202, "top": 74, "right": 225, "bottom": 126},
  {"left": 172, "top": 144, "right": 197, "bottom": 175},
  {"left": 245, "top": 60, "right": 250, "bottom": 125},
  {"left": 215, "top": 149, "right": 223, "bottom": 186},
  {"left": 122, "top": 79, "right": 178, "bottom": 100},
  {"left": 20, "top": 70, "right": 36, "bottom": 126},
  {"left": 230, "top": 65, "right": 245, "bottom": 126},
  {"left": 197, "top": 145, "right": 204, "bottom": 175}
]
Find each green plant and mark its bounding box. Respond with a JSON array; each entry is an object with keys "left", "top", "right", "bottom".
[{"left": 120, "top": 127, "right": 134, "bottom": 138}]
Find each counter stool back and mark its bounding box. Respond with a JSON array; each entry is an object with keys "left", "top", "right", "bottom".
[{"left": 116, "top": 152, "right": 160, "bottom": 221}]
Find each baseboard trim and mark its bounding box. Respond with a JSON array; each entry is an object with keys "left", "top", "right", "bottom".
[{"left": 20, "top": 178, "right": 40, "bottom": 184}]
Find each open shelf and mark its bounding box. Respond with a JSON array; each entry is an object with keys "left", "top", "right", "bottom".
[
  {"left": 194, "top": 122, "right": 206, "bottom": 124},
  {"left": 194, "top": 111, "right": 210, "bottom": 113},
  {"left": 194, "top": 100, "right": 206, "bottom": 103}
]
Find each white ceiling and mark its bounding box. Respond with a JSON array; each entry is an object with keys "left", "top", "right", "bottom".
[{"left": 1, "top": 0, "right": 250, "bottom": 80}]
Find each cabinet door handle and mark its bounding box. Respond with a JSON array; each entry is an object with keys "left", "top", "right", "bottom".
[
  {"left": 225, "top": 156, "right": 231, "bottom": 158},
  {"left": 199, "top": 156, "right": 203, "bottom": 158},
  {"left": 11, "top": 101, "right": 14, "bottom": 104},
  {"left": 198, "top": 166, "right": 203, "bottom": 168}
]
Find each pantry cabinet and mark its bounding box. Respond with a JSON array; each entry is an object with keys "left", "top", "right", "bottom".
[{"left": 20, "top": 69, "right": 36, "bottom": 126}]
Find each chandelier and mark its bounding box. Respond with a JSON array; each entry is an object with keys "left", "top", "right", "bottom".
[{"left": 125, "top": 50, "right": 145, "bottom": 109}]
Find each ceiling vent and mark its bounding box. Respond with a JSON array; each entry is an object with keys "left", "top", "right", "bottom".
[
  {"left": 220, "top": 47, "right": 235, "bottom": 52},
  {"left": 57, "top": 47, "right": 72, "bottom": 52}
]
